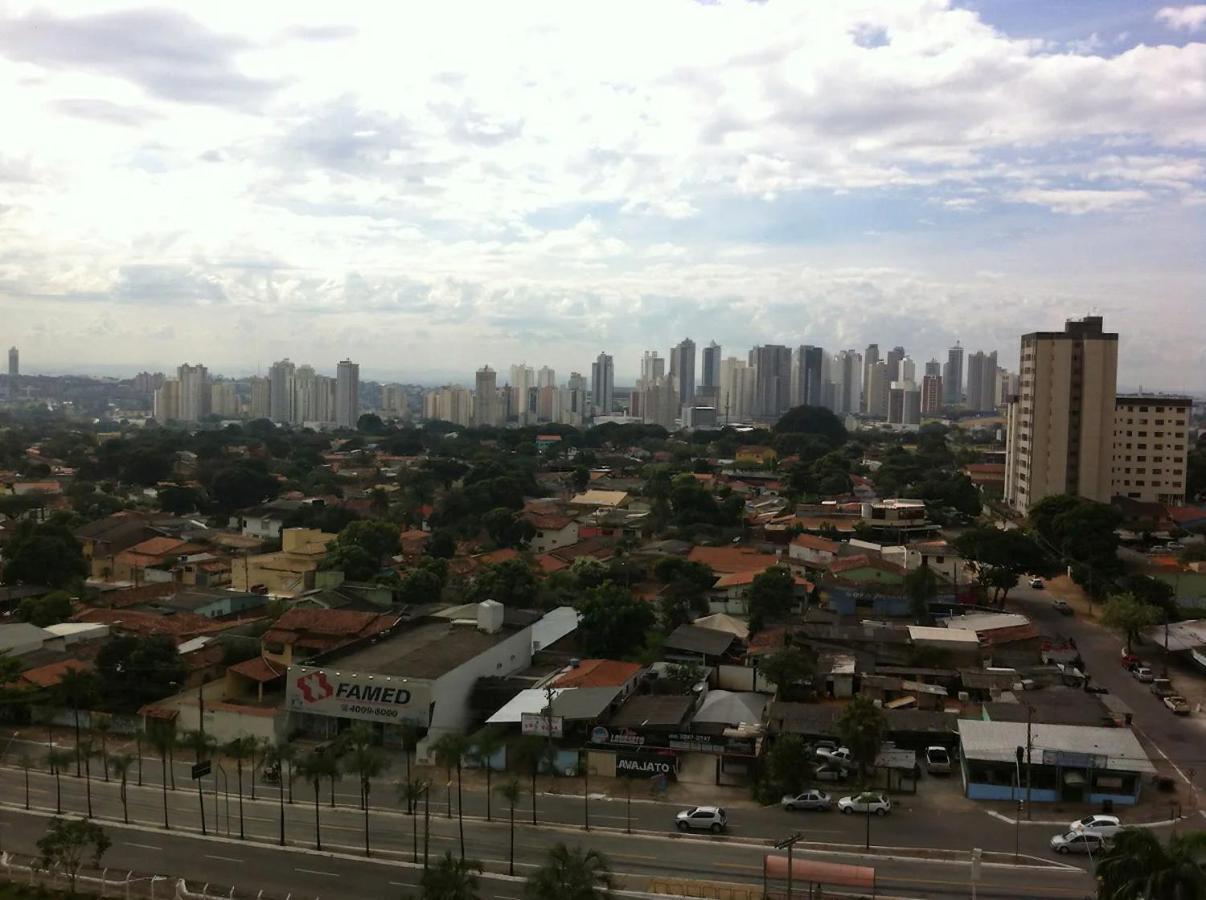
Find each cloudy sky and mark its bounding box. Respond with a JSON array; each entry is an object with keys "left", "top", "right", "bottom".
[{"left": 1, "top": 0, "right": 1204, "bottom": 387}]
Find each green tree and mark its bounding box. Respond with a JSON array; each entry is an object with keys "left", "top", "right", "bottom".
[
  {"left": 148, "top": 726, "right": 173, "bottom": 829},
  {"left": 496, "top": 777, "right": 524, "bottom": 876},
  {"left": 420, "top": 851, "right": 483, "bottom": 900},
  {"left": 482, "top": 507, "right": 536, "bottom": 549},
  {"left": 36, "top": 816, "right": 111, "bottom": 895},
  {"left": 109, "top": 752, "right": 135, "bottom": 824},
  {"left": 95, "top": 634, "right": 186, "bottom": 711},
  {"left": 343, "top": 725, "right": 388, "bottom": 857},
  {"left": 297, "top": 748, "right": 338, "bottom": 851},
  {"left": 432, "top": 733, "right": 469, "bottom": 860},
  {"left": 523, "top": 843, "right": 614, "bottom": 900},
  {"left": 46, "top": 747, "right": 73, "bottom": 814},
  {"left": 952, "top": 527, "right": 1054, "bottom": 602},
  {"left": 773, "top": 405, "right": 848, "bottom": 449},
  {"left": 222, "top": 735, "right": 257, "bottom": 840},
  {"left": 467, "top": 558, "right": 539, "bottom": 607},
  {"left": 575, "top": 583, "right": 656, "bottom": 659},
  {"left": 758, "top": 646, "right": 817, "bottom": 701},
  {"left": 157, "top": 484, "right": 201, "bottom": 515},
  {"left": 1101, "top": 593, "right": 1162, "bottom": 653},
  {"left": 18, "top": 590, "right": 74, "bottom": 626},
  {"left": 765, "top": 735, "right": 815, "bottom": 794},
  {"left": 469, "top": 728, "right": 506, "bottom": 821},
  {"left": 903, "top": 565, "right": 940, "bottom": 623},
  {"left": 836, "top": 695, "right": 887, "bottom": 782},
  {"left": 398, "top": 777, "right": 428, "bottom": 863},
  {"left": 747, "top": 567, "right": 798, "bottom": 633},
  {"left": 1029, "top": 495, "right": 1123, "bottom": 593},
  {"left": 209, "top": 462, "right": 280, "bottom": 514},
  {"left": 510, "top": 736, "right": 548, "bottom": 825},
  {"left": 1096, "top": 828, "right": 1206, "bottom": 900},
  {"left": 53, "top": 668, "right": 99, "bottom": 777},
  {"left": 178, "top": 729, "right": 215, "bottom": 836},
  {"left": 2, "top": 519, "right": 87, "bottom": 587}
]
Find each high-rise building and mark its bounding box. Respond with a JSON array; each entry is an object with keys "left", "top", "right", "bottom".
[
  {"left": 900, "top": 356, "right": 916, "bottom": 385},
  {"left": 862, "top": 344, "right": 880, "bottom": 413},
  {"left": 508, "top": 364, "right": 535, "bottom": 423},
  {"left": 791, "top": 345, "right": 824, "bottom": 407},
  {"left": 475, "top": 366, "right": 499, "bottom": 426},
  {"left": 831, "top": 350, "right": 863, "bottom": 415},
  {"left": 921, "top": 374, "right": 944, "bottom": 415},
  {"left": 537, "top": 366, "right": 556, "bottom": 389},
  {"left": 210, "top": 381, "right": 239, "bottom": 418},
  {"left": 8, "top": 347, "right": 18, "bottom": 377},
  {"left": 966, "top": 350, "right": 999, "bottom": 412},
  {"left": 1005, "top": 317, "right": 1118, "bottom": 515},
  {"left": 702, "top": 341, "right": 721, "bottom": 390},
  {"left": 866, "top": 361, "right": 889, "bottom": 418},
  {"left": 381, "top": 384, "right": 408, "bottom": 419},
  {"left": 637, "top": 375, "right": 680, "bottom": 430},
  {"left": 249, "top": 377, "right": 270, "bottom": 419},
  {"left": 153, "top": 379, "right": 180, "bottom": 421},
  {"left": 749, "top": 344, "right": 792, "bottom": 418},
  {"left": 335, "top": 359, "right": 359, "bottom": 428},
  {"left": 945, "top": 342, "right": 964, "bottom": 405},
  {"left": 315, "top": 375, "right": 337, "bottom": 424},
  {"left": 888, "top": 381, "right": 922, "bottom": 426},
  {"left": 886, "top": 346, "right": 905, "bottom": 382},
  {"left": 424, "top": 385, "right": 473, "bottom": 426},
  {"left": 591, "top": 352, "right": 614, "bottom": 417},
  {"left": 292, "top": 365, "right": 317, "bottom": 423},
  {"left": 1111, "top": 394, "right": 1191, "bottom": 506},
  {"left": 670, "top": 338, "right": 696, "bottom": 407},
  {"left": 718, "top": 357, "right": 755, "bottom": 423},
  {"left": 924, "top": 359, "right": 941, "bottom": 378},
  {"left": 269, "top": 359, "right": 296, "bottom": 423},
  {"left": 177, "top": 363, "right": 210, "bottom": 423}
]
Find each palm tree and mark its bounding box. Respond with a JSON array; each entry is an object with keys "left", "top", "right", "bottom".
[
  {"left": 297, "top": 748, "right": 338, "bottom": 851},
  {"left": 523, "top": 843, "right": 614, "bottom": 900},
  {"left": 264, "top": 743, "right": 292, "bottom": 845},
  {"left": 93, "top": 716, "right": 112, "bottom": 783},
  {"left": 109, "top": 752, "right": 136, "bottom": 824},
  {"left": 249, "top": 736, "right": 271, "bottom": 802},
  {"left": 420, "top": 851, "right": 482, "bottom": 900},
  {"left": 148, "top": 727, "right": 173, "bottom": 829},
  {"left": 222, "top": 735, "right": 256, "bottom": 840},
  {"left": 1097, "top": 828, "right": 1206, "bottom": 900},
  {"left": 400, "top": 722, "right": 421, "bottom": 811},
  {"left": 431, "top": 733, "right": 469, "bottom": 860},
  {"left": 342, "top": 725, "right": 387, "bottom": 856},
  {"left": 178, "top": 729, "right": 215, "bottom": 836},
  {"left": 16, "top": 752, "right": 32, "bottom": 810},
  {"left": 496, "top": 777, "right": 524, "bottom": 876},
  {"left": 46, "top": 747, "right": 72, "bottom": 814},
  {"left": 510, "top": 736, "right": 548, "bottom": 826},
  {"left": 54, "top": 668, "right": 98, "bottom": 777},
  {"left": 398, "top": 777, "right": 427, "bottom": 864},
  {"left": 77, "top": 736, "right": 96, "bottom": 819},
  {"left": 470, "top": 728, "right": 505, "bottom": 822}
]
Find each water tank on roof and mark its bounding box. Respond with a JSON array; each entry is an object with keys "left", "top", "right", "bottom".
[{"left": 477, "top": 599, "right": 504, "bottom": 634}]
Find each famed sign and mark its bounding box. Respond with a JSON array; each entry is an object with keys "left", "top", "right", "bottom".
[
  {"left": 286, "top": 667, "right": 430, "bottom": 727},
  {"left": 521, "top": 713, "right": 563, "bottom": 738},
  {"left": 616, "top": 751, "right": 676, "bottom": 779}
]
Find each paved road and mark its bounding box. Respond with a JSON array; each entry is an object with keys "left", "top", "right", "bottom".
[
  {"left": 1008, "top": 583, "right": 1206, "bottom": 803},
  {"left": 0, "top": 768, "right": 1094, "bottom": 899}
]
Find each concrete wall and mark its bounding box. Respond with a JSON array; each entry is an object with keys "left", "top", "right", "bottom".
[{"left": 717, "top": 664, "right": 774, "bottom": 693}]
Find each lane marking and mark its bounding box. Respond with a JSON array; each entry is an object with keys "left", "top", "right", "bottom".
[
  {"left": 125, "top": 841, "right": 162, "bottom": 850},
  {"left": 204, "top": 854, "right": 243, "bottom": 863},
  {"left": 295, "top": 867, "right": 340, "bottom": 877}
]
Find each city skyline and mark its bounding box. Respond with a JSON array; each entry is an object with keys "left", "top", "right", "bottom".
[{"left": 1, "top": 1, "right": 1204, "bottom": 389}]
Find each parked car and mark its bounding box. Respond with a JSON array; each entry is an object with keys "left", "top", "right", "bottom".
[
  {"left": 813, "top": 764, "right": 848, "bottom": 783},
  {"left": 1029, "top": 577, "right": 1044, "bottom": 589},
  {"left": 1051, "top": 831, "right": 1106, "bottom": 855},
  {"left": 924, "top": 746, "right": 952, "bottom": 775},
  {"left": 1164, "top": 694, "right": 1191, "bottom": 715},
  {"left": 781, "top": 790, "right": 833, "bottom": 812},
  {"left": 816, "top": 746, "right": 853, "bottom": 763},
  {"left": 1166, "top": 542, "right": 1185, "bottom": 552},
  {"left": 1070, "top": 814, "right": 1122, "bottom": 838},
  {"left": 1133, "top": 666, "right": 1155, "bottom": 683},
  {"left": 1151, "top": 677, "right": 1174, "bottom": 698},
  {"left": 838, "top": 793, "right": 891, "bottom": 816},
  {"left": 675, "top": 806, "right": 727, "bottom": 833},
  {"left": 1052, "top": 599, "right": 1073, "bottom": 616}
]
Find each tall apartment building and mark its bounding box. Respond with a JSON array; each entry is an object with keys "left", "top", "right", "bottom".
[
  {"left": 381, "top": 384, "right": 408, "bottom": 419},
  {"left": 718, "top": 357, "right": 755, "bottom": 422},
  {"left": 830, "top": 350, "right": 863, "bottom": 416},
  {"left": 1111, "top": 395, "right": 1191, "bottom": 506},
  {"left": 749, "top": 344, "right": 792, "bottom": 419},
  {"left": 591, "top": 352, "right": 614, "bottom": 418},
  {"left": 888, "top": 381, "right": 922, "bottom": 426},
  {"left": 8, "top": 347, "right": 18, "bottom": 377},
  {"left": 1004, "top": 316, "right": 1119, "bottom": 515},
  {"left": 944, "top": 342, "right": 964, "bottom": 405},
  {"left": 210, "top": 381, "right": 239, "bottom": 418},
  {"left": 475, "top": 366, "right": 500, "bottom": 426},
  {"left": 670, "top": 338, "right": 696, "bottom": 407},
  {"left": 866, "top": 360, "right": 889, "bottom": 418},
  {"left": 702, "top": 341, "right": 721, "bottom": 390},
  {"left": 153, "top": 379, "right": 180, "bottom": 421},
  {"left": 886, "top": 346, "right": 905, "bottom": 382},
  {"left": 269, "top": 359, "right": 296, "bottom": 423},
  {"left": 248, "top": 377, "right": 270, "bottom": 419},
  {"left": 900, "top": 356, "right": 916, "bottom": 384},
  {"left": 966, "top": 350, "right": 999, "bottom": 412},
  {"left": 791, "top": 345, "right": 824, "bottom": 408},
  {"left": 921, "top": 373, "right": 944, "bottom": 415},
  {"left": 177, "top": 363, "right": 210, "bottom": 423},
  {"left": 424, "top": 386, "right": 473, "bottom": 426},
  {"left": 335, "top": 359, "right": 359, "bottom": 428},
  {"left": 862, "top": 344, "right": 880, "bottom": 413}
]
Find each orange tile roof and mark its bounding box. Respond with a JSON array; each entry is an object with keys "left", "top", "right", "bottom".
[
  {"left": 71, "top": 607, "right": 234, "bottom": 641},
  {"left": 269, "top": 608, "right": 397, "bottom": 639},
  {"left": 552, "top": 659, "right": 643, "bottom": 688},
  {"left": 687, "top": 545, "right": 781, "bottom": 574},
  {"left": 18, "top": 658, "right": 92, "bottom": 689},
  {"left": 228, "top": 655, "right": 286, "bottom": 683},
  {"left": 791, "top": 534, "right": 841, "bottom": 554},
  {"left": 714, "top": 568, "right": 812, "bottom": 590}
]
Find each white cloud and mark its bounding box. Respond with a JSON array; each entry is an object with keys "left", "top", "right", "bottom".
[
  {"left": 1007, "top": 188, "right": 1151, "bottom": 215},
  {"left": 1156, "top": 5, "right": 1206, "bottom": 32}
]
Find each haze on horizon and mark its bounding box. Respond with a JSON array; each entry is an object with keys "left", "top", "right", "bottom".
[{"left": 1, "top": 0, "right": 1204, "bottom": 389}]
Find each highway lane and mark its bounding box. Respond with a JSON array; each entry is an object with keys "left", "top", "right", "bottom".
[{"left": 0, "top": 767, "right": 1094, "bottom": 898}]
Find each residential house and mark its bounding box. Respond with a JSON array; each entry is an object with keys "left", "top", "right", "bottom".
[
  {"left": 709, "top": 568, "right": 812, "bottom": 616},
  {"left": 523, "top": 506, "right": 581, "bottom": 554},
  {"left": 75, "top": 513, "right": 157, "bottom": 580},
  {"left": 229, "top": 527, "right": 336, "bottom": 598},
  {"left": 787, "top": 533, "right": 841, "bottom": 568},
  {"left": 111, "top": 536, "right": 205, "bottom": 584}
]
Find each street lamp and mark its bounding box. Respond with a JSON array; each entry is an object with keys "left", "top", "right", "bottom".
[{"left": 774, "top": 832, "right": 804, "bottom": 900}]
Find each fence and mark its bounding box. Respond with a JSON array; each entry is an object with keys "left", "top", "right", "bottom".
[
  {"left": 647, "top": 877, "right": 762, "bottom": 900},
  {"left": 0, "top": 851, "right": 310, "bottom": 900}
]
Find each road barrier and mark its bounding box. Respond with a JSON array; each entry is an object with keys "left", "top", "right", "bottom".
[
  {"left": 0, "top": 850, "right": 309, "bottom": 900},
  {"left": 647, "top": 876, "right": 762, "bottom": 900}
]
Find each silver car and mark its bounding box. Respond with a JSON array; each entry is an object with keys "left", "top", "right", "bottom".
[
  {"left": 675, "top": 805, "right": 727, "bottom": 833},
  {"left": 781, "top": 790, "right": 833, "bottom": 812},
  {"left": 1051, "top": 831, "right": 1105, "bottom": 855}
]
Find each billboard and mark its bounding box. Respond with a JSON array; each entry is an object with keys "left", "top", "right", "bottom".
[
  {"left": 615, "top": 750, "right": 676, "bottom": 779},
  {"left": 521, "top": 713, "right": 563, "bottom": 737},
  {"left": 286, "top": 666, "right": 430, "bottom": 727}
]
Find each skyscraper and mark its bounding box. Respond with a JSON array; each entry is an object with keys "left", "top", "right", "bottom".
[
  {"left": 831, "top": 350, "right": 863, "bottom": 415},
  {"left": 269, "top": 359, "right": 296, "bottom": 423},
  {"left": 862, "top": 344, "right": 880, "bottom": 413},
  {"left": 945, "top": 342, "right": 964, "bottom": 405},
  {"left": 888, "top": 381, "right": 922, "bottom": 426},
  {"left": 900, "top": 356, "right": 916, "bottom": 385},
  {"left": 591, "top": 352, "right": 614, "bottom": 418},
  {"left": 921, "top": 373, "right": 944, "bottom": 415},
  {"left": 537, "top": 366, "right": 556, "bottom": 389},
  {"left": 924, "top": 358, "right": 941, "bottom": 378},
  {"left": 249, "top": 376, "right": 271, "bottom": 419},
  {"left": 670, "top": 338, "right": 696, "bottom": 407},
  {"left": 718, "top": 357, "right": 755, "bottom": 423},
  {"left": 886, "top": 346, "right": 905, "bottom": 382},
  {"left": 335, "top": 359, "right": 359, "bottom": 428},
  {"left": 7, "top": 347, "right": 17, "bottom": 377},
  {"left": 866, "top": 361, "right": 889, "bottom": 418},
  {"left": 791, "top": 345, "right": 824, "bottom": 407},
  {"left": 749, "top": 344, "right": 792, "bottom": 418},
  {"left": 293, "top": 365, "right": 317, "bottom": 423},
  {"left": 509, "top": 364, "right": 535, "bottom": 423},
  {"left": 475, "top": 366, "right": 499, "bottom": 426},
  {"left": 177, "top": 363, "right": 210, "bottom": 423},
  {"left": 1005, "top": 317, "right": 1118, "bottom": 515},
  {"left": 702, "top": 341, "right": 721, "bottom": 390},
  {"left": 965, "top": 350, "right": 999, "bottom": 411}
]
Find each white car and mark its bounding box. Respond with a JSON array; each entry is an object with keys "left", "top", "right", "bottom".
[
  {"left": 837, "top": 792, "right": 891, "bottom": 816},
  {"left": 1030, "top": 577, "right": 1044, "bottom": 589},
  {"left": 1051, "top": 831, "right": 1105, "bottom": 855},
  {"left": 1070, "top": 814, "right": 1122, "bottom": 838},
  {"left": 1132, "top": 666, "right": 1155, "bottom": 683},
  {"left": 813, "top": 764, "right": 848, "bottom": 783},
  {"left": 924, "top": 746, "right": 952, "bottom": 774},
  {"left": 675, "top": 806, "right": 727, "bottom": 833},
  {"left": 815, "top": 745, "right": 852, "bottom": 763}
]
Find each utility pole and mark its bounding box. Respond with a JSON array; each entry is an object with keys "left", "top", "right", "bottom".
[
  {"left": 774, "top": 833, "right": 804, "bottom": 900},
  {"left": 1025, "top": 701, "right": 1033, "bottom": 820}
]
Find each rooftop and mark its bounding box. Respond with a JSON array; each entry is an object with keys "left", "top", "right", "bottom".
[
  {"left": 608, "top": 694, "right": 694, "bottom": 729},
  {"left": 686, "top": 545, "right": 781, "bottom": 574},
  {"left": 908, "top": 625, "right": 981, "bottom": 645},
  {"left": 552, "top": 659, "right": 643, "bottom": 689},
  {"left": 664, "top": 623, "right": 740, "bottom": 657},
  {"left": 327, "top": 619, "right": 523, "bottom": 680},
  {"left": 693, "top": 690, "right": 768, "bottom": 726},
  {"left": 957, "top": 719, "right": 1155, "bottom": 774}
]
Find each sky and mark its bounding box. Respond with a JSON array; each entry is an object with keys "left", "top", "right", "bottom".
[{"left": 0, "top": 0, "right": 1204, "bottom": 388}]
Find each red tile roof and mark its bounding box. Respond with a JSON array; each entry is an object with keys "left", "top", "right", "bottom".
[
  {"left": 791, "top": 534, "right": 841, "bottom": 554},
  {"left": 227, "top": 655, "right": 286, "bottom": 683},
  {"left": 121, "top": 536, "right": 201, "bottom": 559},
  {"left": 268, "top": 608, "right": 397, "bottom": 640},
  {"left": 714, "top": 568, "right": 812, "bottom": 590},
  {"left": 524, "top": 511, "right": 575, "bottom": 531},
  {"left": 552, "top": 659, "right": 643, "bottom": 688},
  {"left": 71, "top": 607, "right": 229, "bottom": 641},
  {"left": 687, "top": 546, "right": 781, "bottom": 574},
  {"left": 18, "top": 658, "right": 92, "bottom": 689}
]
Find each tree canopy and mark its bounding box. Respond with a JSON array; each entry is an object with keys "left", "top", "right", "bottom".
[
  {"left": 576, "top": 582, "right": 656, "bottom": 659},
  {"left": 773, "top": 405, "right": 848, "bottom": 449},
  {"left": 1, "top": 518, "right": 87, "bottom": 588}
]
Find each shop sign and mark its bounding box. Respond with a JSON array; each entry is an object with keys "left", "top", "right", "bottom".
[
  {"left": 286, "top": 666, "right": 430, "bottom": 727},
  {"left": 521, "top": 713, "right": 563, "bottom": 737},
  {"left": 589, "top": 726, "right": 645, "bottom": 747},
  {"left": 616, "top": 751, "right": 676, "bottom": 779}
]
